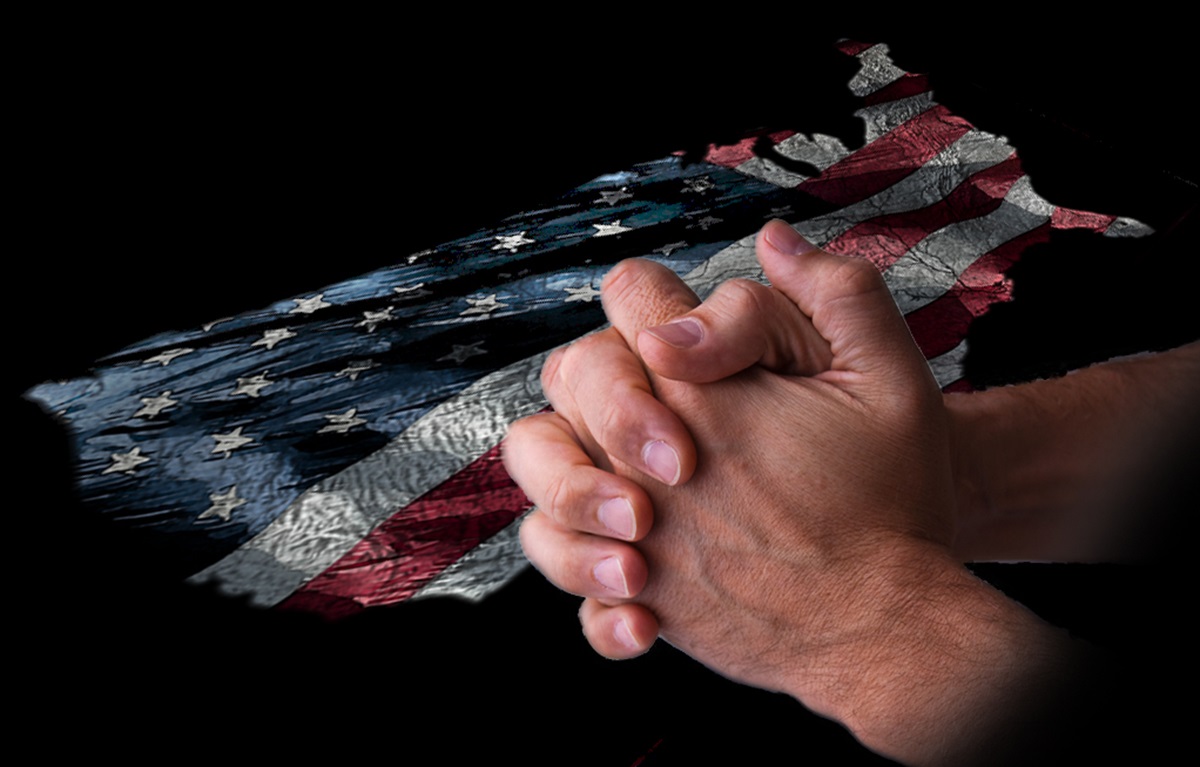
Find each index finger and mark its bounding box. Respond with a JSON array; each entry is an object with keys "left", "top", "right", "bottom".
[{"left": 601, "top": 258, "right": 703, "bottom": 356}]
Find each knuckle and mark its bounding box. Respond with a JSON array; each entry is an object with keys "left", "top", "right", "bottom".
[
  {"left": 831, "top": 256, "right": 885, "bottom": 296},
  {"left": 502, "top": 413, "right": 543, "bottom": 450},
  {"left": 503, "top": 413, "right": 533, "bottom": 441},
  {"left": 721, "top": 278, "right": 773, "bottom": 317},
  {"left": 541, "top": 471, "right": 578, "bottom": 527},
  {"left": 500, "top": 419, "right": 531, "bottom": 466},
  {"left": 555, "top": 335, "right": 599, "bottom": 384},
  {"left": 600, "top": 258, "right": 647, "bottom": 306},
  {"left": 539, "top": 347, "right": 565, "bottom": 395},
  {"left": 595, "top": 398, "right": 636, "bottom": 452},
  {"left": 517, "top": 510, "right": 546, "bottom": 556}
]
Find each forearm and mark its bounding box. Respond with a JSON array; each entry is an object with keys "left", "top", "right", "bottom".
[
  {"left": 787, "top": 549, "right": 1091, "bottom": 765},
  {"left": 945, "top": 341, "right": 1200, "bottom": 562}
]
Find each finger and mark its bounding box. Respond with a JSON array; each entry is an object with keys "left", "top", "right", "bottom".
[
  {"left": 519, "top": 509, "right": 648, "bottom": 600},
  {"left": 637, "top": 277, "right": 833, "bottom": 382},
  {"left": 503, "top": 412, "right": 653, "bottom": 540},
  {"left": 756, "top": 219, "right": 933, "bottom": 387},
  {"left": 543, "top": 328, "right": 696, "bottom": 486},
  {"left": 538, "top": 347, "right": 609, "bottom": 472},
  {"left": 600, "top": 258, "right": 702, "bottom": 354},
  {"left": 579, "top": 598, "right": 659, "bottom": 659}
]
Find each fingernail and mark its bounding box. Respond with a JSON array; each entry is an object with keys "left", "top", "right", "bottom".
[
  {"left": 593, "top": 557, "right": 629, "bottom": 596},
  {"left": 764, "top": 220, "right": 813, "bottom": 255},
  {"left": 599, "top": 497, "right": 636, "bottom": 540},
  {"left": 644, "top": 318, "right": 703, "bottom": 349},
  {"left": 615, "top": 618, "right": 639, "bottom": 651},
  {"left": 642, "top": 440, "right": 681, "bottom": 485}
]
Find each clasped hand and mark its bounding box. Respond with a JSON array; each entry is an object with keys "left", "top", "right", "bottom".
[{"left": 503, "top": 221, "right": 1067, "bottom": 762}]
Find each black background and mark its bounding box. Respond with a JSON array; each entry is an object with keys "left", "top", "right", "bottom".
[{"left": 15, "top": 18, "right": 1198, "bottom": 765}]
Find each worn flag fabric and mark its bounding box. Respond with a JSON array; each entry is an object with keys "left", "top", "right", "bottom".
[{"left": 25, "top": 40, "right": 1153, "bottom": 618}]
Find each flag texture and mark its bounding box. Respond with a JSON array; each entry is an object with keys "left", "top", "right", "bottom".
[{"left": 26, "top": 40, "right": 1152, "bottom": 618}]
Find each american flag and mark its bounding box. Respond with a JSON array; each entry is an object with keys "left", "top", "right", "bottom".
[{"left": 24, "top": 40, "right": 1155, "bottom": 620}]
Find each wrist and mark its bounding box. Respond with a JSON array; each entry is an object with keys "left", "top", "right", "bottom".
[{"left": 782, "top": 544, "right": 1079, "bottom": 764}]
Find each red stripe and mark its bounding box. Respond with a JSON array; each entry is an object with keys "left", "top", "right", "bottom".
[
  {"left": 942, "top": 378, "right": 976, "bottom": 393},
  {"left": 824, "top": 155, "right": 1024, "bottom": 269},
  {"left": 835, "top": 39, "right": 875, "bottom": 56},
  {"left": 278, "top": 444, "right": 533, "bottom": 618},
  {"left": 800, "top": 104, "right": 973, "bottom": 207},
  {"left": 905, "top": 223, "right": 1053, "bottom": 360},
  {"left": 704, "top": 130, "right": 796, "bottom": 168},
  {"left": 863, "top": 73, "right": 931, "bottom": 106},
  {"left": 1051, "top": 206, "right": 1116, "bottom": 232}
]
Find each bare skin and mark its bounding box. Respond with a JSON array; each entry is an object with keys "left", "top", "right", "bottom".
[
  {"left": 945, "top": 345, "right": 1200, "bottom": 563},
  {"left": 503, "top": 221, "right": 1166, "bottom": 763}
]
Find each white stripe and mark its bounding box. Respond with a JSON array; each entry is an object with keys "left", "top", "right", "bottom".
[
  {"left": 188, "top": 349, "right": 552, "bottom": 605},
  {"left": 883, "top": 174, "right": 1053, "bottom": 314},
  {"left": 929, "top": 340, "right": 969, "bottom": 389},
  {"left": 796, "top": 128, "right": 1019, "bottom": 246},
  {"left": 1104, "top": 215, "right": 1155, "bottom": 238},
  {"left": 848, "top": 43, "right": 906, "bottom": 96},
  {"left": 732, "top": 48, "right": 929, "bottom": 188},
  {"left": 687, "top": 130, "right": 1022, "bottom": 301},
  {"left": 412, "top": 513, "right": 531, "bottom": 601},
  {"left": 733, "top": 131, "right": 851, "bottom": 187},
  {"left": 857, "top": 91, "right": 936, "bottom": 144}
]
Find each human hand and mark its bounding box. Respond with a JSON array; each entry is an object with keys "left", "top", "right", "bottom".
[{"left": 504, "top": 221, "right": 1076, "bottom": 763}]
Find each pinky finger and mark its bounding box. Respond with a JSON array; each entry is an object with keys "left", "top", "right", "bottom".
[{"left": 579, "top": 598, "right": 660, "bottom": 660}]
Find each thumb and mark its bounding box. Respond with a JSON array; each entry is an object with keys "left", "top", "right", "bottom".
[
  {"left": 636, "top": 274, "right": 833, "bottom": 383},
  {"left": 755, "top": 219, "right": 934, "bottom": 392}
]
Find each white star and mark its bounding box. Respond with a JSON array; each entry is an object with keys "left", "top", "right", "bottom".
[
  {"left": 134, "top": 391, "right": 178, "bottom": 418},
  {"left": 768, "top": 206, "right": 793, "bottom": 218},
  {"left": 394, "top": 283, "right": 429, "bottom": 298},
  {"left": 592, "top": 221, "right": 632, "bottom": 238},
  {"left": 595, "top": 187, "right": 633, "bottom": 206},
  {"left": 654, "top": 241, "right": 687, "bottom": 256},
  {"left": 357, "top": 308, "right": 394, "bottom": 333},
  {"left": 334, "top": 359, "right": 380, "bottom": 381},
  {"left": 211, "top": 426, "right": 253, "bottom": 456},
  {"left": 460, "top": 294, "right": 508, "bottom": 317},
  {"left": 290, "top": 294, "right": 331, "bottom": 314},
  {"left": 690, "top": 215, "right": 723, "bottom": 231},
  {"left": 201, "top": 318, "right": 231, "bottom": 332},
  {"left": 439, "top": 342, "right": 487, "bottom": 364},
  {"left": 144, "top": 348, "right": 194, "bottom": 366},
  {"left": 682, "top": 176, "right": 715, "bottom": 194},
  {"left": 232, "top": 372, "right": 273, "bottom": 398},
  {"left": 102, "top": 447, "right": 150, "bottom": 475},
  {"left": 563, "top": 285, "right": 601, "bottom": 303},
  {"left": 197, "top": 485, "right": 247, "bottom": 522},
  {"left": 252, "top": 328, "right": 296, "bottom": 350},
  {"left": 407, "top": 248, "right": 435, "bottom": 264},
  {"left": 492, "top": 232, "right": 535, "bottom": 253},
  {"left": 318, "top": 408, "right": 367, "bottom": 435}
]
